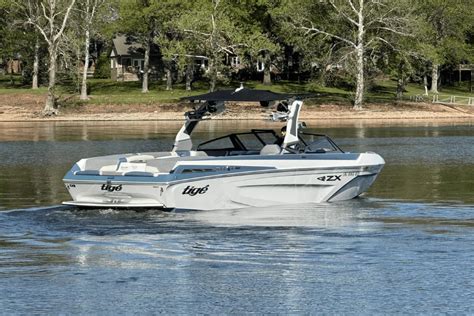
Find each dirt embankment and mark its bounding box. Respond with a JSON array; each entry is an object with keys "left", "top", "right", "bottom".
[{"left": 0, "top": 93, "right": 473, "bottom": 123}]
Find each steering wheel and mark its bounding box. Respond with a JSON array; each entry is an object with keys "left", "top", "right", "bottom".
[{"left": 283, "top": 144, "right": 304, "bottom": 154}]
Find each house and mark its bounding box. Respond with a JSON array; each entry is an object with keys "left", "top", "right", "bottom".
[
  {"left": 109, "top": 35, "right": 161, "bottom": 81},
  {"left": 226, "top": 52, "right": 284, "bottom": 82},
  {"left": 2, "top": 54, "right": 22, "bottom": 74}
]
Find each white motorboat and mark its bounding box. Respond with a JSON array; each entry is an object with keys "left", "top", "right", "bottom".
[{"left": 63, "top": 88, "right": 385, "bottom": 210}]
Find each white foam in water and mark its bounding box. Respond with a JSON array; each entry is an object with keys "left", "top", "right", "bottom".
[{"left": 177, "top": 201, "right": 368, "bottom": 228}]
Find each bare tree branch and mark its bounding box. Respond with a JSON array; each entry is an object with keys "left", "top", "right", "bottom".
[
  {"left": 40, "top": 2, "right": 53, "bottom": 26},
  {"left": 375, "top": 26, "right": 413, "bottom": 37},
  {"left": 329, "top": 0, "right": 358, "bottom": 26},
  {"left": 27, "top": 18, "right": 51, "bottom": 45},
  {"left": 184, "top": 29, "right": 211, "bottom": 37},
  {"left": 53, "top": 0, "right": 76, "bottom": 43},
  {"left": 297, "top": 25, "right": 357, "bottom": 48},
  {"left": 347, "top": 0, "right": 359, "bottom": 15}
]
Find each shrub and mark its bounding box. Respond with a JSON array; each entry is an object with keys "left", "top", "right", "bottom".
[{"left": 94, "top": 53, "right": 110, "bottom": 79}]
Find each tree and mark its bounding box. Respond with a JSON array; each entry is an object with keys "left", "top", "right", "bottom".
[
  {"left": 415, "top": 0, "right": 473, "bottom": 94},
  {"left": 118, "top": 0, "right": 182, "bottom": 93},
  {"left": 1, "top": 2, "right": 34, "bottom": 86},
  {"left": 118, "top": 0, "right": 153, "bottom": 93},
  {"left": 248, "top": 35, "right": 280, "bottom": 85},
  {"left": 0, "top": 3, "right": 18, "bottom": 85},
  {"left": 156, "top": 33, "right": 187, "bottom": 91},
  {"left": 152, "top": 2, "right": 190, "bottom": 91},
  {"left": 24, "top": 0, "right": 77, "bottom": 115},
  {"left": 179, "top": 0, "right": 247, "bottom": 91},
  {"left": 278, "top": 0, "right": 413, "bottom": 109},
  {"left": 242, "top": 0, "right": 281, "bottom": 86},
  {"left": 78, "top": 0, "right": 106, "bottom": 100},
  {"left": 8, "top": 1, "right": 44, "bottom": 89},
  {"left": 18, "top": 0, "right": 42, "bottom": 89}
]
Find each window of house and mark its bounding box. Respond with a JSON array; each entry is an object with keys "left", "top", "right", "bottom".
[
  {"left": 123, "top": 58, "right": 131, "bottom": 66},
  {"left": 133, "top": 59, "right": 144, "bottom": 71},
  {"left": 231, "top": 56, "right": 240, "bottom": 67}
]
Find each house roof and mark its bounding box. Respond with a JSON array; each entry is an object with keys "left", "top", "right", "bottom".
[
  {"left": 111, "top": 35, "right": 160, "bottom": 57},
  {"left": 112, "top": 35, "right": 142, "bottom": 56}
]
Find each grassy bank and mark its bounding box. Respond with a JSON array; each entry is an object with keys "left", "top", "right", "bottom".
[{"left": 1, "top": 74, "right": 472, "bottom": 107}]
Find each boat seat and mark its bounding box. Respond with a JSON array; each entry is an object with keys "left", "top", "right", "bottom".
[
  {"left": 260, "top": 144, "right": 281, "bottom": 155},
  {"left": 99, "top": 163, "right": 159, "bottom": 175},
  {"left": 146, "top": 157, "right": 183, "bottom": 174},
  {"left": 191, "top": 151, "right": 208, "bottom": 157},
  {"left": 146, "top": 156, "right": 210, "bottom": 173},
  {"left": 83, "top": 157, "right": 122, "bottom": 170},
  {"left": 126, "top": 154, "right": 155, "bottom": 162},
  {"left": 100, "top": 164, "right": 121, "bottom": 173},
  {"left": 100, "top": 170, "right": 124, "bottom": 176}
]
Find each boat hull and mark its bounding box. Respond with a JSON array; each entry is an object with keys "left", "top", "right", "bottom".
[
  {"left": 163, "top": 167, "right": 382, "bottom": 210},
  {"left": 63, "top": 153, "right": 384, "bottom": 210}
]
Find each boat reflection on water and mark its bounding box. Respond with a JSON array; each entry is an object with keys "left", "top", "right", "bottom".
[{"left": 178, "top": 199, "right": 380, "bottom": 228}]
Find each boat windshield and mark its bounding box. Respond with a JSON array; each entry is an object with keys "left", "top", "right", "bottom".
[
  {"left": 197, "top": 129, "right": 279, "bottom": 155},
  {"left": 196, "top": 130, "right": 343, "bottom": 156},
  {"left": 298, "top": 132, "right": 344, "bottom": 153}
]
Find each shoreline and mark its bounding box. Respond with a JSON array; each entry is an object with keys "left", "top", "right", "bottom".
[
  {"left": 1, "top": 116, "right": 473, "bottom": 124},
  {"left": 0, "top": 93, "right": 473, "bottom": 124}
]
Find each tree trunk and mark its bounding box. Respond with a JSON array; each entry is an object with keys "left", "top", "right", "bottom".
[
  {"left": 9, "top": 60, "right": 14, "bottom": 85},
  {"left": 165, "top": 66, "right": 172, "bottom": 91},
  {"left": 142, "top": 40, "right": 150, "bottom": 93},
  {"left": 263, "top": 56, "right": 272, "bottom": 85},
  {"left": 44, "top": 47, "right": 58, "bottom": 116},
  {"left": 318, "top": 63, "right": 329, "bottom": 87},
  {"left": 354, "top": 44, "right": 364, "bottom": 110},
  {"left": 209, "top": 11, "right": 217, "bottom": 92},
  {"left": 32, "top": 36, "right": 39, "bottom": 89},
  {"left": 470, "top": 70, "right": 473, "bottom": 93},
  {"left": 396, "top": 61, "right": 404, "bottom": 100},
  {"left": 209, "top": 57, "right": 217, "bottom": 92},
  {"left": 396, "top": 79, "right": 403, "bottom": 100},
  {"left": 176, "top": 63, "right": 184, "bottom": 84},
  {"left": 423, "top": 74, "right": 428, "bottom": 95},
  {"left": 263, "top": 68, "right": 271, "bottom": 85},
  {"left": 76, "top": 47, "right": 81, "bottom": 93},
  {"left": 353, "top": 2, "right": 365, "bottom": 110},
  {"left": 430, "top": 63, "right": 439, "bottom": 94},
  {"left": 80, "top": 28, "right": 90, "bottom": 100},
  {"left": 185, "top": 62, "right": 193, "bottom": 91},
  {"left": 210, "top": 72, "right": 216, "bottom": 92}
]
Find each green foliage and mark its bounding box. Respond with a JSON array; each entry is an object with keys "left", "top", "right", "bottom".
[
  {"left": 2, "top": 0, "right": 473, "bottom": 97},
  {"left": 177, "top": 0, "right": 247, "bottom": 85},
  {"left": 94, "top": 53, "right": 111, "bottom": 79},
  {"left": 21, "top": 44, "right": 49, "bottom": 86},
  {"left": 415, "top": 0, "right": 473, "bottom": 65},
  {"left": 0, "top": 1, "right": 44, "bottom": 86},
  {"left": 117, "top": 0, "right": 183, "bottom": 43}
]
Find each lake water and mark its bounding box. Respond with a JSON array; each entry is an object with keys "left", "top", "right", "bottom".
[{"left": 0, "top": 120, "right": 473, "bottom": 314}]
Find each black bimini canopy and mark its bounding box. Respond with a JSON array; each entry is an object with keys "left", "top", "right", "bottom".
[{"left": 181, "top": 88, "right": 313, "bottom": 102}]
